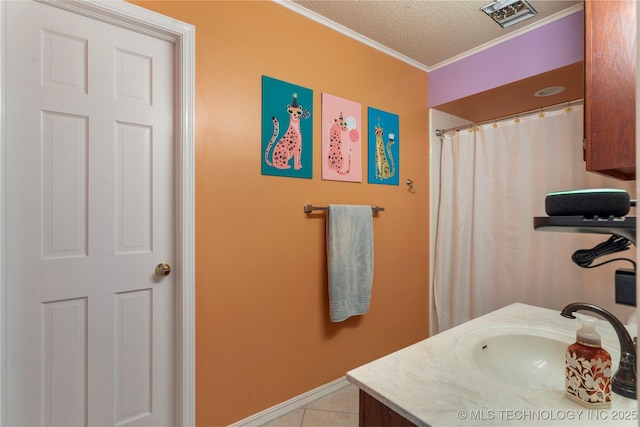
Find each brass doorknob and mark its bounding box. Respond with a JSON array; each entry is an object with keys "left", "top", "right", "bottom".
[{"left": 155, "top": 263, "right": 171, "bottom": 277}]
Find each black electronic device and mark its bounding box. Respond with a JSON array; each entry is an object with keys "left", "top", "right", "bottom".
[{"left": 545, "top": 189, "right": 630, "bottom": 218}]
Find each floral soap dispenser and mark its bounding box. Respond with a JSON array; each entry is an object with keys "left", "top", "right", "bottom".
[{"left": 565, "top": 316, "right": 612, "bottom": 408}]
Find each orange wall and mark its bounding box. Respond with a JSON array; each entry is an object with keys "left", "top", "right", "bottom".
[{"left": 131, "top": 1, "right": 430, "bottom": 424}]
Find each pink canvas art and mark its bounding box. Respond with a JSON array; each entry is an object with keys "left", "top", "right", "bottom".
[{"left": 321, "top": 93, "right": 362, "bottom": 182}]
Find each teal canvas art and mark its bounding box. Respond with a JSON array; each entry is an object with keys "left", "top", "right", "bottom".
[
  {"left": 367, "top": 107, "right": 399, "bottom": 185},
  {"left": 261, "top": 76, "right": 313, "bottom": 178}
]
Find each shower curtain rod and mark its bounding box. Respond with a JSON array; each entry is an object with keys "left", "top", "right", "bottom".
[{"left": 434, "top": 99, "right": 583, "bottom": 138}]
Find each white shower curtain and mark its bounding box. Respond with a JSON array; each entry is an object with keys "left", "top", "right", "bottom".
[{"left": 433, "top": 104, "right": 636, "bottom": 332}]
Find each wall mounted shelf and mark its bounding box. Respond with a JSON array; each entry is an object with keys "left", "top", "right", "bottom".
[{"left": 533, "top": 216, "right": 636, "bottom": 245}]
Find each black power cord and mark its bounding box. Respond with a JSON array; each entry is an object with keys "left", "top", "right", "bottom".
[{"left": 571, "top": 235, "right": 636, "bottom": 270}]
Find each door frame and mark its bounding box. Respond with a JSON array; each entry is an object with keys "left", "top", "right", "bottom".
[{"left": 0, "top": 0, "right": 196, "bottom": 424}]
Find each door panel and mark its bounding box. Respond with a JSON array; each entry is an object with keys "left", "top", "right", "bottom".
[
  {"left": 114, "top": 289, "right": 152, "bottom": 424},
  {"left": 42, "top": 298, "right": 88, "bottom": 426},
  {"left": 115, "top": 123, "right": 152, "bottom": 254},
  {"left": 5, "top": 2, "right": 175, "bottom": 425},
  {"left": 42, "top": 111, "right": 89, "bottom": 259}
]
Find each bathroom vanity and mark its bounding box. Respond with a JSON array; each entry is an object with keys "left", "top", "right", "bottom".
[
  {"left": 359, "top": 390, "right": 414, "bottom": 426},
  {"left": 347, "top": 303, "right": 638, "bottom": 426}
]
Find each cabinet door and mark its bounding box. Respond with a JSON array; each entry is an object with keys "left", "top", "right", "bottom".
[
  {"left": 584, "top": 0, "right": 637, "bottom": 180},
  {"left": 359, "top": 390, "right": 416, "bottom": 427}
]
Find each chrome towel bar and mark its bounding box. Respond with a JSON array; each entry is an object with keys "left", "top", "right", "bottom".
[{"left": 303, "top": 204, "right": 385, "bottom": 214}]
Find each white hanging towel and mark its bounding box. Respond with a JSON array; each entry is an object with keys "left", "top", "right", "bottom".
[{"left": 326, "top": 204, "right": 374, "bottom": 322}]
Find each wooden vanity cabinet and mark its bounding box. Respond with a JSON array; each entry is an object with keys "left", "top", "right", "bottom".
[
  {"left": 359, "top": 390, "right": 416, "bottom": 427},
  {"left": 584, "top": 0, "right": 637, "bottom": 180}
]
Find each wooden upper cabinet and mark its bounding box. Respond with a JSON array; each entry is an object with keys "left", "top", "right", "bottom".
[{"left": 584, "top": 0, "right": 637, "bottom": 180}]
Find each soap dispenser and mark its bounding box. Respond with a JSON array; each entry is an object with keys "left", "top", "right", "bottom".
[{"left": 565, "top": 316, "right": 612, "bottom": 408}]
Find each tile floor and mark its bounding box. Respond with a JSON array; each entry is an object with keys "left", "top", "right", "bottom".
[{"left": 259, "top": 384, "right": 359, "bottom": 427}]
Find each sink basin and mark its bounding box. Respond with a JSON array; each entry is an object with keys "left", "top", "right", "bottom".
[{"left": 455, "top": 325, "right": 619, "bottom": 390}]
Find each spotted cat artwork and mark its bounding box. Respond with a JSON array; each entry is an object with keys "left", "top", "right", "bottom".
[
  {"left": 367, "top": 107, "right": 399, "bottom": 185},
  {"left": 374, "top": 123, "right": 395, "bottom": 180},
  {"left": 264, "top": 93, "right": 310, "bottom": 170},
  {"left": 321, "top": 93, "right": 362, "bottom": 182},
  {"left": 261, "top": 76, "right": 313, "bottom": 179},
  {"left": 326, "top": 112, "right": 351, "bottom": 175}
]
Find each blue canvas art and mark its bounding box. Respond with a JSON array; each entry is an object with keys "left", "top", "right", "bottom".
[
  {"left": 367, "top": 107, "right": 399, "bottom": 185},
  {"left": 261, "top": 76, "right": 313, "bottom": 178}
]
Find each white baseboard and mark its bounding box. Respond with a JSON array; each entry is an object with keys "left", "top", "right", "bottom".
[{"left": 229, "top": 376, "right": 352, "bottom": 427}]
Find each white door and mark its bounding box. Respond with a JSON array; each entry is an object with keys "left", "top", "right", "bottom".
[{"left": 4, "top": 1, "right": 176, "bottom": 425}]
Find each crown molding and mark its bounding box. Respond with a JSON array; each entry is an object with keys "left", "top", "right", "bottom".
[{"left": 275, "top": 0, "right": 429, "bottom": 72}]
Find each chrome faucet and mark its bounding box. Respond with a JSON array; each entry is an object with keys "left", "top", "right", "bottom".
[{"left": 561, "top": 302, "right": 636, "bottom": 399}]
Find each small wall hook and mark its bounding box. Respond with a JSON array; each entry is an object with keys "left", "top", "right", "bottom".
[{"left": 406, "top": 179, "right": 416, "bottom": 193}]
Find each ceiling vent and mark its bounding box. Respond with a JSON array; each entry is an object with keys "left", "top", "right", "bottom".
[{"left": 481, "top": 0, "right": 539, "bottom": 28}]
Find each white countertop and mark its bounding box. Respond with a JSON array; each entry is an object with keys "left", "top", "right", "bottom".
[{"left": 347, "top": 303, "right": 638, "bottom": 426}]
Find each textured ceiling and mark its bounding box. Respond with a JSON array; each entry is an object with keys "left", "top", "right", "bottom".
[{"left": 290, "top": 0, "right": 582, "bottom": 70}]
